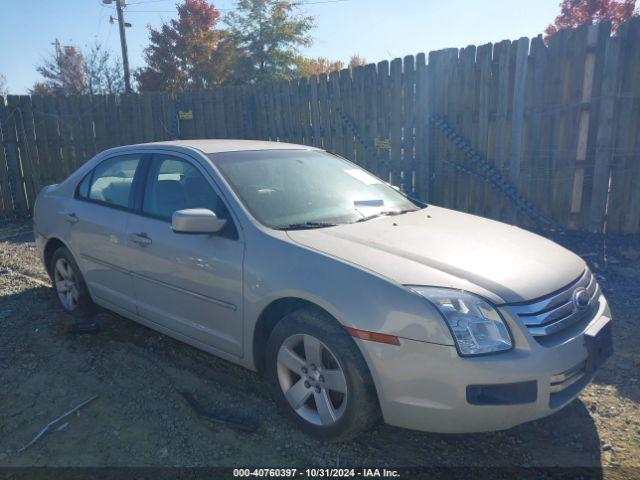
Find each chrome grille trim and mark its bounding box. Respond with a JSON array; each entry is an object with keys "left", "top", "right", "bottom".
[
  {"left": 511, "top": 269, "right": 590, "bottom": 315},
  {"left": 504, "top": 269, "right": 599, "bottom": 338},
  {"left": 521, "top": 298, "right": 574, "bottom": 327}
]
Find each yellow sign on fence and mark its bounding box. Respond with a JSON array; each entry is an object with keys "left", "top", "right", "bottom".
[
  {"left": 375, "top": 138, "right": 391, "bottom": 150},
  {"left": 179, "top": 110, "right": 193, "bottom": 120}
]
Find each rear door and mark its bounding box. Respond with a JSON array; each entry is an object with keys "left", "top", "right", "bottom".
[
  {"left": 68, "top": 153, "right": 145, "bottom": 313},
  {"left": 125, "top": 152, "right": 245, "bottom": 356}
]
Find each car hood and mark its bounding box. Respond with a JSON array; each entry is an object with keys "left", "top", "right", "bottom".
[{"left": 286, "top": 206, "right": 585, "bottom": 304}]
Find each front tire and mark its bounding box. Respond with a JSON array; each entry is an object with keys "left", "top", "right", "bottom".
[
  {"left": 265, "top": 307, "right": 380, "bottom": 441},
  {"left": 50, "top": 246, "right": 97, "bottom": 318}
]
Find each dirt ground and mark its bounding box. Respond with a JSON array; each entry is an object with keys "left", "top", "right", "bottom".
[{"left": 0, "top": 220, "right": 639, "bottom": 476}]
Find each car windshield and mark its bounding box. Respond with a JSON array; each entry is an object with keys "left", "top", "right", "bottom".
[{"left": 210, "top": 149, "right": 422, "bottom": 229}]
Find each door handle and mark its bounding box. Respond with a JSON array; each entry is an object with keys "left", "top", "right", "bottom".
[
  {"left": 129, "top": 232, "right": 152, "bottom": 247},
  {"left": 64, "top": 212, "right": 79, "bottom": 224}
]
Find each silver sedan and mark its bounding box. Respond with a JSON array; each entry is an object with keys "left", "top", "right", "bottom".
[{"left": 34, "top": 140, "right": 613, "bottom": 441}]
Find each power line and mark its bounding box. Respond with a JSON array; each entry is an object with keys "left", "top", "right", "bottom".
[
  {"left": 125, "top": 0, "right": 176, "bottom": 4},
  {"left": 293, "top": 0, "right": 352, "bottom": 4},
  {"left": 105, "top": 18, "right": 115, "bottom": 45},
  {"left": 124, "top": 10, "right": 181, "bottom": 12},
  {"left": 123, "top": 0, "right": 351, "bottom": 12},
  {"left": 125, "top": 8, "right": 236, "bottom": 12}
]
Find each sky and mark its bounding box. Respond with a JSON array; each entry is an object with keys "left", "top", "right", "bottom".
[{"left": 0, "top": 0, "right": 562, "bottom": 94}]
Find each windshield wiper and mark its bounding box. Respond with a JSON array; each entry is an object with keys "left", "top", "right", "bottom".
[
  {"left": 275, "top": 221, "right": 338, "bottom": 230},
  {"left": 355, "top": 208, "right": 418, "bottom": 223}
]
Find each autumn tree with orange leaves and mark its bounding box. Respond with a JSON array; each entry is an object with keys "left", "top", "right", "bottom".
[
  {"left": 545, "top": 0, "right": 638, "bottom": 39},
  {"left": 136, "top": 0, "right": 241, "bottom": 92}
]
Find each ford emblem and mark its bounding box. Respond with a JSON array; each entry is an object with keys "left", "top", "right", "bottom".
[{"left": 572, "top": 287, "right": 590, "bottom": 311}]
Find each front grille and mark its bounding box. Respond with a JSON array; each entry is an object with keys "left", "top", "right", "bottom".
[{"left": 504, "top": 269, "right": 600, "bottom": 340}]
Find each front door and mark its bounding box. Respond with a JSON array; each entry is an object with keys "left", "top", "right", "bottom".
[
  {"left": 125, "top": 153, "right": 244, "bottom": 356},
  {"left": 68, "top": 153, "right": 144, "bottom": 313}
]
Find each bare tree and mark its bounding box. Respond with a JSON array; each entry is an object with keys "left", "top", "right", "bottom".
[
  {"left": 32, "top": 39, "right": 87, "bottom": 95},
  {"left": 348, "top": 55, "right": 367, "bottom": 69},
  {"left": 85, "top": 43, "right": 124, "bottom": 95}
]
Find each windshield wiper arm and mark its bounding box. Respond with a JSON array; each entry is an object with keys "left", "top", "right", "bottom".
[
  {"left": 355, "top": 208, "right": 417, "bottom": 223},
  {"left": 275, "top": 221, "right": 338, "bottom": 230}
]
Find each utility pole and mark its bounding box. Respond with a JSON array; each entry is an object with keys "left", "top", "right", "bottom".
[{"left": 115, "top": 0, "right": 132, "bottom": 93}]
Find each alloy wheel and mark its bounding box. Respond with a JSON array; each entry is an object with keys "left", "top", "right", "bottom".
[
  {"left": 53, "top": 258, "right": 79, "bottom": 311},
  {"left": 276, "top": 334, "right": 348, "bottom": 426}
]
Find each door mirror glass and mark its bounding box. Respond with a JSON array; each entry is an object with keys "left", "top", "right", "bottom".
[{"left": 172, "top": 209, "right": 227, "bottom": 234}]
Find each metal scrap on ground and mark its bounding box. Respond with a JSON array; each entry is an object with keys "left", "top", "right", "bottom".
[{"left": 18, "top": 395, "right": 99, "bottom": 453}]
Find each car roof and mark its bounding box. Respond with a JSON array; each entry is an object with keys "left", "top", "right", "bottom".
[{"left": 131, "top": 139, "right": 321, "bottom": 154}]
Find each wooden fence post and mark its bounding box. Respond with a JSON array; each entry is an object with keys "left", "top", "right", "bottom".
[
  {"left": 414, "top": 53, "right": 428, "bottom": 200},
  {"left": 588, "top": 33, "right": 620, "bottom": 232},
  {"left": 309, "top": 75, "right": 321, "bottom": 147},
  {"left": 507, "top": 37, "right": 529, "bottom": 223},
  {"left": 353, "top": 66, "right": 367, "bottom": 166},
  {"left": 375, "top": 61, "right": 389, "bottom": 182},
  {"left": 620, "top": 18, "right": 640, "bottom": 233},
  {"left": 0, "top": 97, "right": 13, "bottom": 217},
  {"left": 568, "top": 24, "right": 599, "bottom": 229},
  {"left": 474, "top": 43, "right": 492, "bottom": 216},
  {"left": 389, "top": 58, "right": 402, "bottom": 187},
  {"left": 402, "top": 56, "right": 415, "bottom": 190},
  {"left": 1, "top": 96, "right": 29, "bottom": 215}
]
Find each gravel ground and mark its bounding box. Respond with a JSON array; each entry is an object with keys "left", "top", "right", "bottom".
[{"left": 0, "top": 220, "right": 639, "bottom": 476}]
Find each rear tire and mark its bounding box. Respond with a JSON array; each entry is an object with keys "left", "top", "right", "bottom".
[
  {"left": 50, "top": 246, "right": 97, "bottom": 318},
  {"left": 265, "top": 306, "right": 380, "bottom": 441}
]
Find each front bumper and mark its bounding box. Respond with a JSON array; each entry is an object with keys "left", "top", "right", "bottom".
[{"left": 357, "top": 294, "right": 611, "bottom": 433}]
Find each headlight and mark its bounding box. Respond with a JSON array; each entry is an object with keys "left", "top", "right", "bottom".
[{"left": 410, "top": 287, "right": 513, "bottom": 356}]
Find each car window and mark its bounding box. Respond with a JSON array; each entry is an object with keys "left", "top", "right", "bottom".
[
  {"left": 77, "top": 173, "right": 91, "bottom": 198},
  {"left": 80, "top": 155, "right": 142, "bottom": 209},
  {"left": 142, "top": 155, "right": 229, "bottom": 222}
]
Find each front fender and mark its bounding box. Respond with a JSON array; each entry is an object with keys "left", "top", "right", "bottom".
[{"left": 242, "top": 229, "right": 455, "bottom": 367}]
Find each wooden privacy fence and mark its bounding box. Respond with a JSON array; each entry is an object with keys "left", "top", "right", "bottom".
[{"left": 1, "top": 19, "right": 639, "bottom": 233}]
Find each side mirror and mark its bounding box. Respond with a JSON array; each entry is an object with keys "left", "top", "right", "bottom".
[{"left": 172, "top": 208, "right": 226, "bottom": 234}]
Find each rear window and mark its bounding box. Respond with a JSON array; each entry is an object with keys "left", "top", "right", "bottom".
[{"left": 77, "top": 155, "right": 142, "bottom": 209}]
